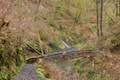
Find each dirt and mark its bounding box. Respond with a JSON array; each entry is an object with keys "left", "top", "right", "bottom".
[
  {"left": 37, "top": 59, "right": 80, "bottom": 80},
  {"left": 104, "top": 52, "right": 120, "bottom": 79}
]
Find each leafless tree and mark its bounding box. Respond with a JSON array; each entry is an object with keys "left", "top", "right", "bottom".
[
  {"left": 96, "top": 0, "right": 104, "bottom": 38},
  {"left": 116, "top": 0, "right": 120, "bottom": 17}
]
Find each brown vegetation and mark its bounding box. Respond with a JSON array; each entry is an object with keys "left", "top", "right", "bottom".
[{"left": 0, "top": 0, "right": 119, "bottom": 80}]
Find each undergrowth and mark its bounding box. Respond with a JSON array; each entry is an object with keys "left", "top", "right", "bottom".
[
  {"left": 0, "top": 19, "right": 25, "bottom": 80},
  {"left": 73, "top": 56, "right": 113, "bottom": 80}
]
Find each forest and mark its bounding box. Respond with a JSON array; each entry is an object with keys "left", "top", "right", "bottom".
[{"left": 0, "top": 0, "right": 120, "bottom": 80}]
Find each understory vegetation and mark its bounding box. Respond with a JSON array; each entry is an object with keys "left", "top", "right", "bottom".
[
  {"left": 0, "top": 19, "right": 25, "bottom": 80},
  {"left": 0, "top": 0, "right": 120, "bottom": 80}
]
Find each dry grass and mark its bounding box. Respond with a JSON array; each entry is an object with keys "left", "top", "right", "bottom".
[
  {"left": 0, "top": 0, "right": 119, "bottom": 80},
  {"left": 36, "top": 51, "right": 120, "bottom": 80},
  {"left": 0, "top": 19, "right": 25, "bottom": 80}
]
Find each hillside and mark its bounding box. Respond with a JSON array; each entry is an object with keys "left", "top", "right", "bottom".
[{"left": 0, "top": 0, "right": 120, "bottom": 80}]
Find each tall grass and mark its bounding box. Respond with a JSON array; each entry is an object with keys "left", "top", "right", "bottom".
[
  {"left": 0, "top": 19, "right": 25, "bottom": 80},
  {"left": 74, "top": 57, "right": 113, "bottom": 80}
]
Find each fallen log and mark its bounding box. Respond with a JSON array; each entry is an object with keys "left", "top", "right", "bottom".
[{"left": 26, "top": 48, "right": 98, "bottom": 63}]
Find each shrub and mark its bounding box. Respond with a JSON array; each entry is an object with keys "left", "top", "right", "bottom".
[{"left": 0, "top": 19, "right": 25, "bottom": 80}]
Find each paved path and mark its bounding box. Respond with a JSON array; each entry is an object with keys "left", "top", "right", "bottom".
[{"left": 15, "top": 64, "right": 38, "bottom": 80}]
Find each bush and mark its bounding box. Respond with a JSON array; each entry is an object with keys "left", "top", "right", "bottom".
[{"left": 0, "top": 19, "right": 25, "bottom": 80}]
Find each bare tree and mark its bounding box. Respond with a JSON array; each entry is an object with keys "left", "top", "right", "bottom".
[
  {"left": 116, "top": 0, "right": 120, "bottom": 17},
  {"left": 96, "top": 0, "right": 104, "bottom": 37},
  {"left": 100, "top": 0, "right": 103, "bottom": 36},
  {"left": 96, "top": 0, "right": 100, "bottom": 37}
]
